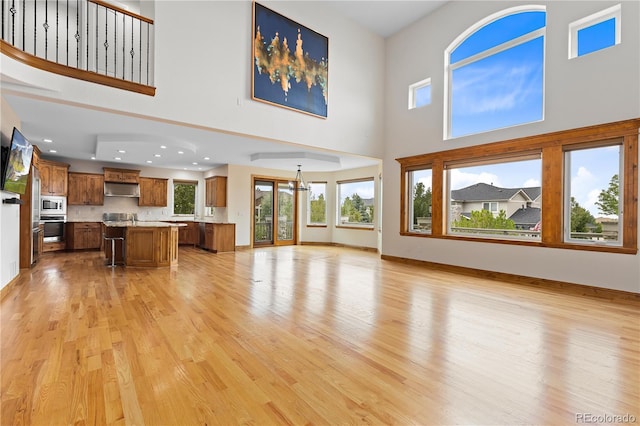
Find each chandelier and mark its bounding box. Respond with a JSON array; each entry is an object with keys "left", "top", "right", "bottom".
[{"left": 289, "top": 165, "right": 309, "bottom": 191}]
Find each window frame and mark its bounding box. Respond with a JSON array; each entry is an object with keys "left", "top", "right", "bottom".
[
  {"left": 172, "top": 179, "right": 198, "bottom": 217},
  {"left": 397, "top": 119, "right": 639, "bottom": 254},
  {"left": 408, "top": 78, "right": 432, "bottom": 110},
  {"left": 569, "top": 4, "right": 621, "bottom": 59},
  {"left": 307, "top": 181, "right": 328, "bottom": 227},
  {"left": 406, "top": 166, "right": 433, "bottom": 234},
  {"left": 444, "top": 5, "right": 546, "bottom": 140},
  {"left": 336, "top": 177, "right": 375, "bottom": 230}
]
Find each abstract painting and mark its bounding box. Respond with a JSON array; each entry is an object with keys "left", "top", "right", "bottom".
[{"left": 252, "top": 2, "right": 328, "bottom": 118}]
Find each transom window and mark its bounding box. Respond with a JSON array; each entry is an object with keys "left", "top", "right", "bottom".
[
  {"left": 569, "top": 4, "right": 621, "bottom": 58},
  {"left": 445, "top": 7, "right": 546, "bottom": 139},
  {"left": 409, "top": 78, "right": 432, "bottom": 109}
]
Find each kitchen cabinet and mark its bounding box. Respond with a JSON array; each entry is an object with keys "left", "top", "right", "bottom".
[
  {"left": 67, "top": 222, "right": 102, "bottom": 250},
  {"left": 198, "top": 222, "right": 235, "bottom": 253},
  {"left": 103, "top": 167, "right": 140, "bottom": 183},
  {"left": 126, "top": 225, "right": 178, "bottom": 267},
  {"left": 139, "top": 177, "right": 168, "bottom": 207},
  {"left": 171, "top": 221, "right": 198, "bottom": 246},
  {"left": 205, "top": 176, "right": 227, "bottom": 207},
  {"left": 39, "top": 159, "right": 69, "bottom": 196},
  {"left": 68, "top": 172, "right": 104, "bottom": 205}
]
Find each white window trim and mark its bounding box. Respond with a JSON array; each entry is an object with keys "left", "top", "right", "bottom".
[
  {"left": 408, "top": 78, "right": 431, "bottom": 109},
  {"left": 568, "top": 4, "right": 621, "bottom": 59},
  {"left": 443, "top": 5, "right": 547, "bottom": 140}
]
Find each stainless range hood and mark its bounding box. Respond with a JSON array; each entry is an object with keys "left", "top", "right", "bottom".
[{"left": 104, "top": 182, "right": 140, "bottom": 197}]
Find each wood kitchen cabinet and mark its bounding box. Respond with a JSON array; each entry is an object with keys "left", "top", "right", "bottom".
[
  {"left": 39, "top": 159, "right": 69, "bottom": 196},
  {"left": 66, "top": 222, "right": 102, "bottom": 250},
  {"left": 198, "top": 222, "right": 235, "bottom": 253},
  {"left": 68, "top": 172, "right": 104, "bottom": 205},
  {"left": 103, "top": 167, "right": 140, "bottom": 183},
  {"left": 205, "top": 176, "right": 227, "bottom": 207},
  {"left": 173, "top": 221, "right": 198, "bottom": 246},
  {"left": 139, "top": 177, "right": 168, "bottom": 207}
]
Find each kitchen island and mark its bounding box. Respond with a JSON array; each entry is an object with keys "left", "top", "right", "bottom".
[{"left": 102, "top": 220, "right": 181, "bottom": 267}]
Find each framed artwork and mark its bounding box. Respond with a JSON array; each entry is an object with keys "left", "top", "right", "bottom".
[{"left": 252, "top": 2, "right": 328, "bottom": 118}]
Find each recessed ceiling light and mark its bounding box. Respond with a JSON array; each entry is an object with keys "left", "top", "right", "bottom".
[
  {"left": 160, "top": 145, "right": 166, "bottom": 149},
  {"left": 146, "top": 160, "right": 152, "bottom": 164},
  {"left": 203, "top": 157, "right": 210, "bottom": 160},
  {"left": 192, "top": 162, "right": 198, "bottom": 165},
  {"left": 114, "top": 157, "right": 121, "bottom": 160},
  {"left": 91, "top": 156, "right": 96, "bottom": 160},
  {"left": 178, "top": 151, "right": 184, "bottom": 154},
  {"left": 43, "top": 138, "right": 53, "bottom": 143},
  {"left": 198, "top": 167, "right": 203, "bottom": 170},
  {"left": 183, "top": 168, "right": 187, "bottom": 170},
  {"left": 49, "top": 149, "right": 57, "bottom": 153},
  {"left": 154, "top": 154, "right": 161, "bottom": 157},
  {"left": 118, "top": 149, "right": 126, "bottom": 153}
]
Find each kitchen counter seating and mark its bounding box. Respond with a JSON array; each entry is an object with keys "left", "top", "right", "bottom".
[{"left": 102, "top": 214, "right": 182, "bottom": 267}]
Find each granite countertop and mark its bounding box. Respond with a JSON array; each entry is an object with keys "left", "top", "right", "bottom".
[{"left": 103, "top": 221, "right": 187, "bottom": 227}]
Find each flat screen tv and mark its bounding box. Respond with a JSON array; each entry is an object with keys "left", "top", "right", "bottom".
[{"left": 1, "top": 127, "right": 34, "bottom": 195}]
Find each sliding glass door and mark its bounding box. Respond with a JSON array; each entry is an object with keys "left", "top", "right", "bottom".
[{"left": 253, "top": 178, "right": 297, "bottom": 247}]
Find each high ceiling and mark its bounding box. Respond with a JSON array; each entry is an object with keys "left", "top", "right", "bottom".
[{"left": 2, "top": 1, "right": 448, "bottom": 173}]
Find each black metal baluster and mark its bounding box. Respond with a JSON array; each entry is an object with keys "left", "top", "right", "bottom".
[
  {"left": 20, "top": 0, "right": 23, "bottom": 50},
  {"left": 76, "top": 0, "right": 79, "bottom": 68},
  {"left": 146, "top": 22, "right": 150, "bottom": 85},
  {"left": 66, "top": 0, "right": 69, "bottom": 65},
  {"left": 33, "top": 0, "right": 36, "bottom": 55},
  {"left": 2, "top": 0, "right": 5, "bottom": 41},
  {"left": 138, "top": 18, "right": 141, "bottom": 83},
  {"left": 113, "top": 9, "right": 116, "bottom": 77},
  {"left": 104, "top": 6, "right": 108, "bottom": 75},
  {"left": 130, "top": 14, "right": 133, "bottom": 81},
  {"left": 122, "top": 12, "right": 125, "bottom": 79},
  {"left": 55, "top": 0, "right": 59, "bottom": 63},
  {"left": 94, "top": 3, "right": 97, "bottom": 72},
  {"left": 85, "top": 0, "right": 88, "bottom": 70},
  {"left": 44, "top": 0, "right": 49, "bottom": 59}
]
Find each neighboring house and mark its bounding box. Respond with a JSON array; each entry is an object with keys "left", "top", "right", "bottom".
[{"left": 451, "top": 182, "right": 541, "bottom": 228}]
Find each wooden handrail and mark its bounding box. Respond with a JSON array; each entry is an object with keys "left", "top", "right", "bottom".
[{"left": 89, "top": 0, "right": 154, "bottom": 24}]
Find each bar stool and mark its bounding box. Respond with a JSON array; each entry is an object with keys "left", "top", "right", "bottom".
[{"left": 103, "top": 233, "right": 125, "bottom": 267}]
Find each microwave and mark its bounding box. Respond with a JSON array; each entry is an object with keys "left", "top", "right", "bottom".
[{"left": 41, "top": 196, "right": 67, "bottom": 215}]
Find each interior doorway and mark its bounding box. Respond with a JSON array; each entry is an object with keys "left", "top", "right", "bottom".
[{"left": 253, "top": 178, "right": 297, "bottom": 247}]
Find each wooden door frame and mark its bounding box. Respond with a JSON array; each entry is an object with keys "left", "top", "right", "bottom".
[{"left": 251, "top": 175, "right": 299, "bottom": 248}]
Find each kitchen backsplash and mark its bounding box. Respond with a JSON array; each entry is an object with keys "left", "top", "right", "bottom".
[{"left": 67, "top": 197, "right": 228, "bottom": 222}]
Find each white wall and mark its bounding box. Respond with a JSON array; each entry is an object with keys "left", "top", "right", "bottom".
[
  {"left": 1, "top": 97, "right": 22, "bottom": 290},
  {"left": 382, "top": 1, "right": 640, "bottom": 293},
  {"left": 1, "top": 1, "right": 385, "bottom": 160}
]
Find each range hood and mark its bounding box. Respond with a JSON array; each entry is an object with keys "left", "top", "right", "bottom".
[{"left": 104, "top": 182, "right": 140, "bottom": 197}]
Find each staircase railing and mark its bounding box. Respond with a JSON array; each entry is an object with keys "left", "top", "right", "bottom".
[{"left": 1, "top": 0, "right": 155, "bottom": 95}]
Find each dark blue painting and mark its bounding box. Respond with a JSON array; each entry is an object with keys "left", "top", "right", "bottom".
[{"left": 252, "top": 2, "right": 328, "bottom": 118}]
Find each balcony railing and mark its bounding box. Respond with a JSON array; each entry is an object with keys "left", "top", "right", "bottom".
[{"left": 1, "top": 0, "right": 155, "bottom": 95}]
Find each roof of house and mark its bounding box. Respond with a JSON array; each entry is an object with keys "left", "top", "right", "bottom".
[
  {"left": 451, "top": 182, "right": 535, "bottom": 202},
  {"left": 508, "top": 207, "right": 541, "bottom": 224}
]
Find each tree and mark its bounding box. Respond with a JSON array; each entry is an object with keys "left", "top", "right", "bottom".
[
  {"left": 452, "top": 209, "right": 515, "bottom": 229},
  {"left": 310, "top": 193, "right": 326, "bottom": 223},
  {"left": 173, "top": 183, "right": 195, "bottom": 215},
  {"left": 595, "top": 174, "right": 619, "bottom": 216},
  {"left": 413, "top": 182, "right": 432, "bottom": 223},
  {"left": 570, "top": 197, "right": 601, "bottom": 233}
]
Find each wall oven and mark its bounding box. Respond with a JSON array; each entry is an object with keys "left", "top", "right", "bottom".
[
  {"left": 41, "top": 215, "right": 66, "bottom": 242},
  {"left": 41, "top": 196, "right": 66, "bottom": 216}
]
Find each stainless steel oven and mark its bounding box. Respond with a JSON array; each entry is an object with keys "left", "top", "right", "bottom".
[
  {"left": 41, "top": 196, "right": 66, "bottom": 216},
  {"left": 41, "top": 215, "right": 66, "bottom": 242}
]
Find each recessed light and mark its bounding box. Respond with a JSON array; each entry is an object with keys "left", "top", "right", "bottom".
[
  {"left": 91, "top": 156, "right": 96, "bottom": 160},
  {"left": 154, "top": 154, "right": 161, "bottom": 157},
  {"left": 183, "top": 168, "right": 187, "bottom": 170},
  {"left": 118, "top": 149, "right": 126, "bottom": 153},
  {"left": 146, "top": 160, "right": 152, "bottom": 164},
  {"left": 114, "top": 157, "right": 121, "bottom": 160},
  {"left": 43, "top": 138, "right": 53, "bottom": 143},
  {"left": 160, "top": 145, "right": 166, "bottom": 149},
  {"left": 49, "top": 149, "right": 57, "bottom": 153},
  {"left": 203, "top": 157, "right": 210, "bottom": 160},
  {"left": 178, "top": 151, "right": 184, "bottom": 155},
  {"left": 198, "top": 167, "right": 203, "bottom": 170},
  {"left": 192, "top": 162, "right": 198, "bottom": 165}
]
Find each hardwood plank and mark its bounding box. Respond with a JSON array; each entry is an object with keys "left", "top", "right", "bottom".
[{"left": 1, "top": 246, "right": 638, "bottom": 424}]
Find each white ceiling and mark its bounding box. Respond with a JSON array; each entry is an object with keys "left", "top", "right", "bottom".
[{"left": 2, "top": 1, "right": 448, "bottom": 173}]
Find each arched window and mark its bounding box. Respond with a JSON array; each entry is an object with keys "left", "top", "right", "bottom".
[{"left": 444, "top": 7, "right": 546, "bottom": 139}]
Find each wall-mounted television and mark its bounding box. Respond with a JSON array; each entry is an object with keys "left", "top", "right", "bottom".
[{"left": 1, "top": 127, "right": 34, "bottom": 195}]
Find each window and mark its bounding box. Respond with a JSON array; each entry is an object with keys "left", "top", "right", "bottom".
[
  {"left": 445, "top": 7, "right": 546, "bottom": 138},
  {"left": 447, "top": 156, "right": 542, "bottom": 240},
  {"left": 564, "top": 143, "right": 622, "bottom": 246},
  {"left": 408, "top": 168, "right": 432, "bottom": 233},
  {"left": 173, "top": 181, "right": 197, "bottom": 215},
  {"left": 409, "top": 78, "right": 431, "bottom": 109},
  {"left": 308, "top": 182, "right": 327, "bottom": 226},
  {"left": 337, "top": 178, "right": 375, "bottom": 228},
  {"left": 397, "top": 118, "right": 638, "bottom": 254},
  {"left": 569, "top": 4, "right": 621, "bottom": 58}
]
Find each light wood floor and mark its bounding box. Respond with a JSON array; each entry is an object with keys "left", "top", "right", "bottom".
[{"left": 1, "top": 246, "right": 638, "bottom": 425}]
